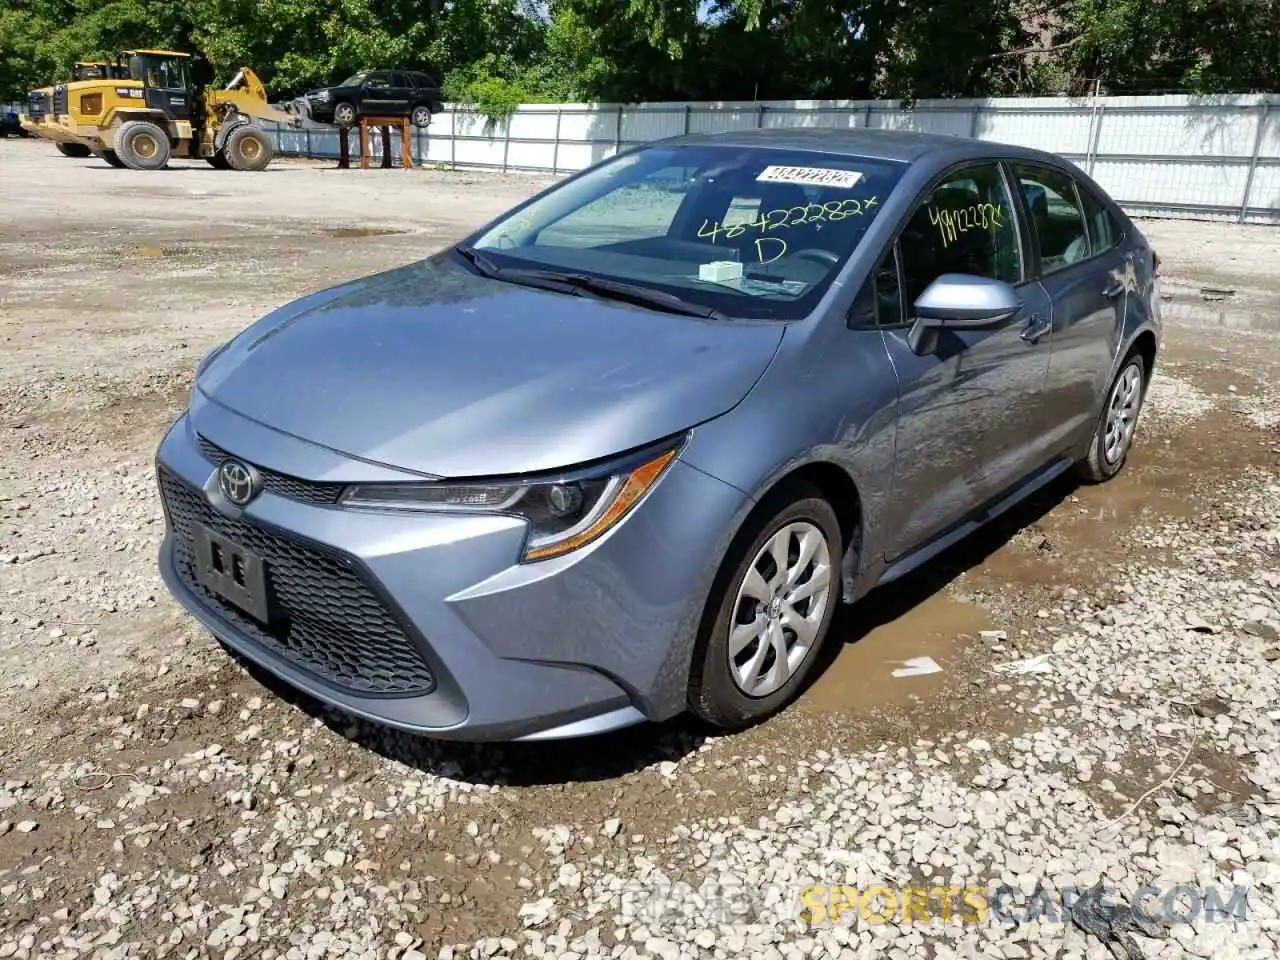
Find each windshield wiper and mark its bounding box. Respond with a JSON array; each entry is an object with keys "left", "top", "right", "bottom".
[
  {"left": 454, "top": 244, "right": 502, "bottom": 277},
  {"left": 506, "top": 268, "right": 729, "bottom": 321},
  {"left": 455, "top": 247, "right": 730, "bottom": 321}
]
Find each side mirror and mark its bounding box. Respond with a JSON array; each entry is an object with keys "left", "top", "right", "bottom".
[{"left": 907, "top": 274, "right": 1022, "bottom": 355}]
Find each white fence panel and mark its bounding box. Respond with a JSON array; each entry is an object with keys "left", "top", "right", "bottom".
[{"left": 262, "top": 93, "right": 1279, "bottom": 223}]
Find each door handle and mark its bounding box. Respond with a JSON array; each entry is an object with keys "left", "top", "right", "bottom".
[{"left": 1020, "top": 315, "right": 1051, "bottom": 344}]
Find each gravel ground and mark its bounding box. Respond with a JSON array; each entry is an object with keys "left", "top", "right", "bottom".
[{"left": 1, "top": 138, "right": 1279, "bottom": 960}]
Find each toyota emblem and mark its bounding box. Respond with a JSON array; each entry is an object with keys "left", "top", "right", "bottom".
[{"left": 218, "top": 459, "right": 259, "bottom": 506}]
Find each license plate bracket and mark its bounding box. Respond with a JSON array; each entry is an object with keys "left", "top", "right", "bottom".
[{"left": 192, "top": 525, "right": 273, "bottom": 625}]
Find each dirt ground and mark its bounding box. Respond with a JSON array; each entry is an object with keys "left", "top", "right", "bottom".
[{"left": 1, "top": 140, "right": 1279, "bottom": 960}]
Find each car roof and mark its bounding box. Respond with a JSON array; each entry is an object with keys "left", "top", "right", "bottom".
[{"left": 664, "top": 127, "right": 1055, "bottom": 166}]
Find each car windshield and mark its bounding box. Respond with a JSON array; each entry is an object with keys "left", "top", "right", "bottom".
[
  {"left": 340, "top": 72, "right": 367, "bottom": 87},
  {"left": 469, "top": 144, "right": 907, "bottom": 320}
]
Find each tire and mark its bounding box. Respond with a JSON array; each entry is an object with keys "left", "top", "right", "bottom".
[
  {"left": 688, "top": 483, "right": 842, "bottom": 730},
  {"left": 223, "top": 125, "right": 273, "bottom": 171},
  {"left": 411, "top": 105, "right": 433, "bottom": 128},
  {"left": 98, "top": 149, "right": 127, "bottom": 168},
  {"left": 115, "top": 120, "right": 171, "bottom": 170},
  {"left": 1075, "top": 352, "right": 1147, "bottom": 483},
  {"left": 205, "top": 150, "right": 230, "bottom": 169},
  {"left": 56, "top": 142, "right": 91, "bottom": 157},
  {"left": 333, "top": 102, "right": 356, "bottom": 127}
]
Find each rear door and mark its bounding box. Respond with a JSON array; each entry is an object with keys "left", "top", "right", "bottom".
[
  {"left": 1009, "top": 162, "right": 1130, "bottom": 456},
  {"left": 874, "top": 161, "right": 1053, "bottom": 559},
  {"left": 387, "top": 71, "right": 415, "bottom": 115}
]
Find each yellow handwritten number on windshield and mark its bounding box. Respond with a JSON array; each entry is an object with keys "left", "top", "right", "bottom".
[{"left": 698, "top": 196, "right": 879, "bottom": 244}]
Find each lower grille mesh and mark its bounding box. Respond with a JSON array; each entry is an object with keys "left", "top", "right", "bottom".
[{"left": 160, "top": 470, "right": 436, "bottom": 695}]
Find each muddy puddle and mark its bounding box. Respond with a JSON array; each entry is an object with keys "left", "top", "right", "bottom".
[
  {"left": 131, "top": 245, "right": 193, "bottom": 258},
  {"left": 324, "top": 226, "right": 410, "bottom": 238},
  {"left": 801, "top": 593, "right": 990, "bottom": 712},
  {"left": 1160, "top": 292, "right": 1280, "bottom": 331}
]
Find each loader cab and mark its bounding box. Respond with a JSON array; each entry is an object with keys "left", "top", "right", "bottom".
[{"left": 128, "top": 50, "right": 193, "bottom": 121}]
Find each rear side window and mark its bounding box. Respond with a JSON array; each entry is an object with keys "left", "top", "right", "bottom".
[
  {"left": 1076, "top": 184, "right": 1119, "bottom": 253},
  {"left": 412, "top": 72, "right": 439, "bottom": 89},
  {"left": 390, "top": 71, "right": 410, "bottom": 87},
  {"left": 1011, "top": 163, "right": 1091, "bottom": 275}
]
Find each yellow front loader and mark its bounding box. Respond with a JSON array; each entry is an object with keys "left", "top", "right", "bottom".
[{"left": 49, "top": 50, "right": 297, "bottom": 170}]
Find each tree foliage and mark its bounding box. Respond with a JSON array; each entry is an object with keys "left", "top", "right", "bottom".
[{"left": 1, "top": 0, "right": 1275, "bottom": 106}]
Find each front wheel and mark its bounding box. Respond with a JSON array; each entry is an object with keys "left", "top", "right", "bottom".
[
  {"left": 333, "top": 102, "right": 356, "bottom": 127},
  {"left": 1075, "top": 352, "right": 1147, "bottom": 483},
  {"left": 688, "top": 483, "right": 841, "bottom": 729},
  {"left": 56, "top": 142, "right": 91, "bottom": 157},
  {"left": 98, "top": 149, "right": 127, "bottom": 168},
  {"left": 205, "top": 150, "right": 230, "bottom": 169},
  {"left": 223, "top": 125, "right": 273, "bottom": 171}
]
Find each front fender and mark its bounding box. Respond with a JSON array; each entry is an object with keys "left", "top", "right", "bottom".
[{"left": 678, "top": 321, "right": 899, "bottom": 600}]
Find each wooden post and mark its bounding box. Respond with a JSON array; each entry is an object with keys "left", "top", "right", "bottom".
[
  {"left": 358, "top": 117, "right": 370, "bottom": 169},
  {"left": 380, "top": 125, "right": 392, "bottom": 168},
  {"left": 337, "top": 126, "right": 350, "bottom": 169},
  {"left": 400, "top": 120, "right": 413, "bottom": 169}
]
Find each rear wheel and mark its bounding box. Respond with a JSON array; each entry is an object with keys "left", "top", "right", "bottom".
[
  {"left": 56, "top": 142, "right": 91, "bottom": 158},
  {"left": 411, "top": 105, "right": 433, "bottom": 128},
  {"left": 688, "top": 483, "right": 841, "bottom": 730},
  {"left": 1075, "top": 352, "right": 1147, "bottom": 483},
  {"left": 333, "top": 102, "right": 356, "bottom": 127},
  {"left": 98, "top": 149, "right": 127, "bottom": 168},
  {"left": 115, "top": 120, "right": 171, "bottom": 170},
  {"left": 223, "top": 125, "right": 273, "bottom": 171}
]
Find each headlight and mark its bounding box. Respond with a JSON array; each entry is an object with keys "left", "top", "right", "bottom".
[
  {"left": 310, "top": 90, "right": 331, "bottom": 101},
  {"left": 339, "top": 436, "right": 684, "bottom": 562}
]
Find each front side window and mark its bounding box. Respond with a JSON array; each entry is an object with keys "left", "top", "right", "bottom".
[
  {"left": 897, "top": 163, "right": 1022, "bottom": 308},
  {"left": 153, "top": 57, "right": 187, "bottom": 91},
  {"left": 1013, "top": 163, "right": 1091, "bottom": 274},
  {"left": 471, "top": 145, "right": 907, "bottom": 320},
  {"left": 340, "top": 72, "right": 368, "bottom": 87}
]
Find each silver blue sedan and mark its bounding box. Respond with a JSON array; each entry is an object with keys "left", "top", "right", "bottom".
[{"left": 155, "top": 128, "right": 1161, "bottom": 741}]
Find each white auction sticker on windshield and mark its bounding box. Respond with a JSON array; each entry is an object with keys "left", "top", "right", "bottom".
[{"left": 756, "top": 165, "right": 863, "bottom": 189}]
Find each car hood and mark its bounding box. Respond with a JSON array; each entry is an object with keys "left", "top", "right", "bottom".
[{"left": 195, "top": 254, "right": 785, "bottom": 478}]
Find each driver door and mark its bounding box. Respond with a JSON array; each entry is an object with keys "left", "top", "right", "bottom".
[
  {"left": 144, "top": 58, "right": 190, "bottom": 121},
  {"left": 359, "top": 71, "right": 396, "bottom": 115},
  {"left": 877, "top": 161, "right": 1052, "bottom": 561}
]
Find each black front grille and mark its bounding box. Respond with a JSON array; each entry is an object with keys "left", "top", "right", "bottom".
[
  {"left": 197, "top": 435, "right": 345, "bottom": 505},
  {"left": 160, "top": 470, "right": 436, "bottom": 696}
]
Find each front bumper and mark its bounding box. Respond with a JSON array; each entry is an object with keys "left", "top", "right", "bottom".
[{"left": 155, "top": 405, "right": 748, "bottom": 741}]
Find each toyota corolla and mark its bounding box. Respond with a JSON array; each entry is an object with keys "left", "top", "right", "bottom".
[{"left": 155, "top": 128, "right": 1160, "bottom": 741}]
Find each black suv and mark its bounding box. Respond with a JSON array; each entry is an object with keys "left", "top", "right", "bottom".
[
  {"left": 0, "top": 111, "right": 28, "bottom": 138},
  {"left": 300, "top": 69, "right": 444, "bottom": 128}
]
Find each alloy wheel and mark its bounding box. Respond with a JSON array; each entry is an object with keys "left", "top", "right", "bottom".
[
  {"left": 1104, "top": 361, "right": 1143, "bottom": 464},
  {"left": 728, "top": 521, "right": 832, "bottom": 698}
]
